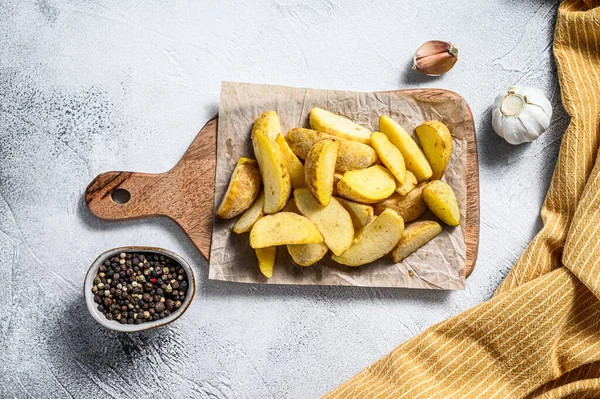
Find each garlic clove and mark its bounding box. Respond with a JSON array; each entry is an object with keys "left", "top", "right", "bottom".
[
  {"left": 519, "top": 86, "right": 553, "bottom": 119},
  {"left": 413, "top": 40, "right": 458, "bottom": 76},
  {"left": 499, "top": 117, "right": 529, "bottom": 145},
  {"left": 491, "top": 108, "right": 505, "bottom": 138},
  {"left": 520, "top": 105, "right": 550, "bottom": 136}
]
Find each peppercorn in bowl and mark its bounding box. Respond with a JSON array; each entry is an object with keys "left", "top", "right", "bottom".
[{"left": 84, "top": 246, "right": 195, "bottom": 332}]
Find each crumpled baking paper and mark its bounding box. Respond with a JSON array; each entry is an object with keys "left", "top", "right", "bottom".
[{"left": 210, "top": 81, "right": 467, "bottom": 290}]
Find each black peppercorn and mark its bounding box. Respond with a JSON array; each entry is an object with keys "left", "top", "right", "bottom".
[{"left": 92, "top": 251, "right": 188, "bottom": 326}]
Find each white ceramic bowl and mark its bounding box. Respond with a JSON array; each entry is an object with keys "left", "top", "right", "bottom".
[{"left": 84, "top": 246, "right": 195, "bottom": 332}]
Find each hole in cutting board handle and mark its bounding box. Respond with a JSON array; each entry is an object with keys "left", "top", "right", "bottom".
[{"left": 111, "top": 189, "right": 131, "bottom": 205}]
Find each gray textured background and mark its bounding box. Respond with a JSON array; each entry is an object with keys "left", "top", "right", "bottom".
[{"left": 0, "top": 1, "right": 567, "bottom": 398}]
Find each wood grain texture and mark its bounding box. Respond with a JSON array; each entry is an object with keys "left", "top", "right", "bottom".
[{"left": 85, "top": 89, "right": 479, "bottom": 277}]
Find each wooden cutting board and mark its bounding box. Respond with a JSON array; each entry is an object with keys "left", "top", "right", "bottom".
[{"left": 85, "top": 89, "right": 480, "bottom": 277}]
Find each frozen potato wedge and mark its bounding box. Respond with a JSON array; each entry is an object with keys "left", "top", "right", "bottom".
[
  {"left": 276, "top": 134, "right": 306, "bottom": 189},
  {"left": 252, "top": 110, "right": 281, "bottom": 141},
  {"left": 216, "top": 157, "right": 261, "bottom": 219},
  {"left": 305, "top": 138, "right": 340, "bottom": 206},
  {"left": 294, "top": 188, "right": 354, "bottom": 256},
  {"left": 336, "top": 165, "right": 396, "bottom": 204},
  {"left": 391, "top": 220, "right": 443, "bottom": 263},
  {"left": 396, "top": 170, "right": 417, "bottom": 196},
  {"left": 287, "top": 243, "right": 329, "bottom": 266},
  {"left": 374, "top": 182, "right": 427, "bottom": 222},
  {"left": 415, "top": 120, "right": 453, "bottom": 180},
  {"left": 379, "top": 115, "right": 432, "bottom": 181},
  {"left": 250, "top": 212, "right": 323, "bottom": 248},
  {"left": 371, "top": 132, "right": 406, "bottom": 184},
  {"left": 331, "top": 209, "right": 404, "bottom": 267},
  {"left": 335, "top": 197, "right": 374, "bottom": 229},
  {"left": 281, "top": 197, "right": 300, "bottom": 214},
  {"left": 422, "top": 180, "right": 460, "bottom": 226},
  {"left": 232, "top": 191, "right": 265, "bottom": 234},
  {"left": 286, "top": 128, "right": 377, "bottom": 172},
  {"left": 252, "top": 129, "right": 291, "bottom": 214},
  {"left": 256, "top": 247, "right": 276, "bottom": 278},
  {"left": 309, "top": 107, "right": 372, "bottom": 144}
]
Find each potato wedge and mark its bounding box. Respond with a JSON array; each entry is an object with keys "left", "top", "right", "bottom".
[
  {"left": 281, "top": 197, "right": 300, "bottom": 213},
  {"left": 422, "top": 180, "right": 460, "bottom": 226},
  {"left": 252, "top": 129, "right": 291, "bottom": 214},
  {"left": 331, "top": 209, "right": 404, "bottom": 267},
  {"left": 371, "top": 132, "right": 406, "bottom": 184},
  {"left": 294, "top": 188, "right": 354, "bottom": 256},
  {"left": 353, "top": 217, "right": 375, "bottom": 243},
  {"left": 310, "top": 107, "right": 372, "bottom": 144},
  {"left": 256, "top": 247, "right": 276, "bottom": 278},
  {"left": 276, "top": 134, "right": 306, "bottom": 189},
  {"left": 286, "top": 128, "right": 377, "bottom": 172},
  {"left": 335, "top": 197, "right": 374, "bottom": 229},
  {"left": 391, "top": 221, "right": 443, "bottom": 263},
  {"left": 232, "top": 191, "right": 265, "bottom": 234},
  {"left": 331, "top": 172, "right": 344, "bottom": 197},
  {"left": 379, "top": 115, "right": 432, "bottom": 181},
  {"left": 250, "top": 212, "right": 323, "bottom": 248},
  {"left": 373, "top": 182, "right": 427, "bottom": 222},
  {"left": 396, "top": 170, "right": 417, "bottom": 196},
  {"left": 287, "top": 243, "right": 329, "bottom": 266},
  {"left": 305, "top": 138, "right": 340, "bottom": 206},
  {"left": 252, "top": 110, "right": 281, "bottom": 141},
  {"left": 336, "top": 165, "right": 396, "bottom": 204},
  {"left": 216, "top": 157, "right": 261, "bottom": 219},
  {"left": 415, "top": 120, "right": 453, "bottom": 180}
]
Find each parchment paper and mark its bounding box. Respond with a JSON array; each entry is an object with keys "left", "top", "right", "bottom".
[{"left": 210, "top": 81, "right": 468, "bottom": 290}]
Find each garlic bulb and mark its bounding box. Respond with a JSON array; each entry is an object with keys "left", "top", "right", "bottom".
[
  {"left": 413, "top": 40, "right": 458, "bottom": 76},
  {"left": 492, "top": 86, "right": 552, "bottom": 145}
]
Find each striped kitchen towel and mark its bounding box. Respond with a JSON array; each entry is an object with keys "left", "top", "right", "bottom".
[{"left": 324, "top": 1, "right": 600, "bottom": 398}]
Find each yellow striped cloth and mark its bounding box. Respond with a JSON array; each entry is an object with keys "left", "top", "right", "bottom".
[{"left": 324, "top": 1, "right": 600, "bottom": 398}]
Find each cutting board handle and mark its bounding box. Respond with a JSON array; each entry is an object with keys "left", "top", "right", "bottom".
[
  {"left": 84, "top": 116, "right": 218, "bottom": 260},
  {"left": 85, "top": 171, "right": 171, "bottom": 220}
]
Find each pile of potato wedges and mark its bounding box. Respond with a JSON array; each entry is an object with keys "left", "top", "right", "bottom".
[{"left": 216, "top": 108, "right": 461, "bottom": 278}]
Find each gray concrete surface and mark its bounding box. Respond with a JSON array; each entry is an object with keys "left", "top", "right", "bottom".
[{"left": 0, "top": 0, "right": 567, "bottom": 398}]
